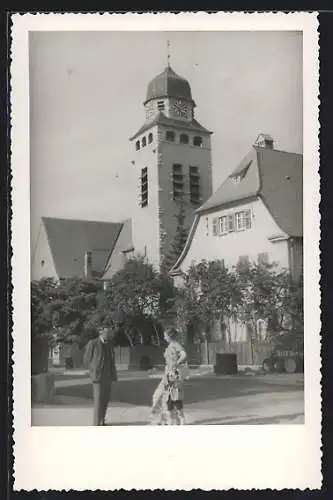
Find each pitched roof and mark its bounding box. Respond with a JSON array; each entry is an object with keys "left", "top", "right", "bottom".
[
  {"left": 197, "top": 149, "right": 260, "bottom": 212},
  {"left": 130, "top": 111, "right": 212, "bottom": 141},
  {"left": 42, "top": 217, "right": 123, "bottom": 278},
  {"left": 102, "top": 219, "right": 133, "bottom": 279},
  {"left": 257, "top": 147, "right": 303, "bottom": 238},
  {"left": 197, "top": 146, "right": 303, "bottom": 237}
]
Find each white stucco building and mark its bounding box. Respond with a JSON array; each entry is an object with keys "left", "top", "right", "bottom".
[{"left": 171, "top": 134, "right": 303, "bottom": 280}]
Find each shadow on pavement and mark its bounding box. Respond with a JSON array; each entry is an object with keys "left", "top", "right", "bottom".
[
  {"left": 55, "top": 375, "right": 304, "bottom": 408},
  {"left": 193, "top": 412, "right": 305, "bottom": 425}
]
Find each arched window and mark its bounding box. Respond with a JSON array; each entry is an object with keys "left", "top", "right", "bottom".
[
  {"left": 135, "top": 140, "right": 140, "bottom": 151},
  {"left": 166, "top": 130, "right": 175, "bottom": 142},
  {"left": 180, "top": 133, "right": 189, "bottom": 144},
  {"left": 193, "top": 136, "right": 203, "bottom": 147},
  {"left": 142, "top": 136, "right": 147, "bottom": 148},
  {"left": 148, "top": 132, "right": 153, "bottom": 144}
]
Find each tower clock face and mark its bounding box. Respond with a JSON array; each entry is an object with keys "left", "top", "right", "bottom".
[{"left": 172, "top": 99, "right": 189, "bottom": 120}]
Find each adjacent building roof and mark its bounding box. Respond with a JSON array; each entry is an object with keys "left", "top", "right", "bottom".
[
  {"left": 41, "top": 217, "right": 124, "bottom": 278},
  {"left": 130, "top": 111, "right": 212, "bottom": 141},
  {"left": 197, "top": 146, "right": 303, "bottom": 238},
  {"left": 145, "top": 66, "right": 193, "bottom": 104},
  {"left": 102, "top": 219, "right": 133, "bottom": 279}
]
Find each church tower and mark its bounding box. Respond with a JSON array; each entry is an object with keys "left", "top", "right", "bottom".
[{"left": 129, "top": 63, "right": 213, "bottom": 270}]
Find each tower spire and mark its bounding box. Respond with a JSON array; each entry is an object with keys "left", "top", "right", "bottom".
[{"left": 167, "top": 39, "right": 171, "bottom": 67}]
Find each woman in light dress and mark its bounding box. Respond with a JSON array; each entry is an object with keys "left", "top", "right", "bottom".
[{"left": 151, "top": 327, "right": 187, "bottom": 425}]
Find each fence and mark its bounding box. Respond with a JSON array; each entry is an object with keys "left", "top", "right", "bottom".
[
  {"left": 188, "top": 341, "right": 275, "bottom": 366},
  {"left": 50, "top": 340, "right": 274, "bottom": 370}
]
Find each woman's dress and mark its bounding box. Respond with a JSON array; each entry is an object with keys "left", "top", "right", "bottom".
[{"left": 151, "top": 341, "right": 186, "bottom": 422}]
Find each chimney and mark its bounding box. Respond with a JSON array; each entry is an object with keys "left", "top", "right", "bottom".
[
  {"left": 255, "top": 133, "right": 274, "bottom": 149},
  {"left": 84, "top": 251, "right": 92, "bottom": 279}
]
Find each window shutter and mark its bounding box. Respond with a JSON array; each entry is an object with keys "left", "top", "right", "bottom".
[
  {"left": 227, "top": 214, "right": 235, "bottom": 232},
  {"left": 212, "top": 217, "right": 218, "bottom": 236},
  {"left": 244, "top": 210, "right": 251, "bottom": 229}
]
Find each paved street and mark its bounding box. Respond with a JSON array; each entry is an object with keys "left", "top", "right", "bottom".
[{"left": 32, "top": 370, "right": 304, "bottom": 426}]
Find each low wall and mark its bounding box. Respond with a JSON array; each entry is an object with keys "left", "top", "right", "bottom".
[{"left": 31, "top": 372, "right": 55, "bottom": 404}]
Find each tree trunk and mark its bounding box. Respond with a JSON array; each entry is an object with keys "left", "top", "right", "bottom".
[
  {"left": 123, "top": 329, "right": 134, "bottom": 347},
  {"left": 152, "top": 323, "right": 161, "bottom": 346}
]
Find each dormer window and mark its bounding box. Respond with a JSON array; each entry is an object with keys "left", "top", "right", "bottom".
[
  {"left": 229, "top": 161, "right": 252, "bottom": 184},
  {"left": 142, "top": 136, "right": 147, "bottom": 148},
  {"left": 193, "top": 136, "right": 203, "bottom": 147},
  {"left": 232, "top": 175, "right": 242, "bottom": 184},
  {"left": 166, "top": 130, "right": 175, "bottom": 142},
  {"left": 135, "top": 140, "right": 140, "bottom": 151}
]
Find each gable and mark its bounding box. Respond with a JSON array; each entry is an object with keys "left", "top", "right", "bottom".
[
  {"left": 102, "top": 219, "right": 133, "bottom": 279},
  {"left": 31, "top": 222, "right": 58, "bottom": 281}
]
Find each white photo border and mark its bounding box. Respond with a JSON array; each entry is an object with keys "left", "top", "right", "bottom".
[{"left": 11, "top": 12, "right": 321, "bottom": 491}]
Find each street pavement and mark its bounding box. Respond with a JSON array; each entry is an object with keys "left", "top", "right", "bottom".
[{"left": 32, "top": 370, "right": 304, "bottom": 426}]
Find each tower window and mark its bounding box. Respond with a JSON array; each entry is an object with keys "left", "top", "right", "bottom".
[
  {"left": 142, "top": 136, "right": 147, "bottom": 148},
  {"left": 148, "top": 132, "right": 153, "bottom": 144},
  {"left": 193, "top": 136, "right": 203, "bottom": 147},
  {"left": 180, "top": 133, "right": 189, "bottom": 144},
  {"left": 157, "top": 100, "right": 165, "bottom": 111},
  {"left": 166, "top": 130, "right": 175, "bottom": 142},
  {"left": 189, "top": 166, "right": 201, "bottom": 205},
  {"left": 135, "top": 140, "right": 140, "bottom": 151},
  {"left": 140, "top": 167, "right": 148, "bottom": 207},
  {"left": 172, "top": 164, "right": 184, "bottom": 201}
]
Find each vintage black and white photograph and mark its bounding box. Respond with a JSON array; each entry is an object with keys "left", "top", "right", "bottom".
[
  {"left": 11, "top": 12, "right": 321, "bottom": 491},
  {"left": 29, "top": 28, "right": 305, "bottom": 428}
]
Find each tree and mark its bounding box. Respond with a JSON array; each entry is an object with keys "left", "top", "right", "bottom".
[
  {"left": 31, "top": 278, "right": 58, "bottom": 340},
  {"left": 41, "top": 278, "right": 102, "bottom": 346},
  {"left": 89, "top": 257, "right": 175, "bottom": 346},
  {"left": 161, "top": 199, "right": 189, "bottom": 274},
  {"left": 175, "top": 260, "right": 242, "bottom": 345},
  {"left": 31, "top": 278, "right": 59, "bottom": 374},
  {"left": 237, "top": 262, "right": 303, "bottom": 340}
]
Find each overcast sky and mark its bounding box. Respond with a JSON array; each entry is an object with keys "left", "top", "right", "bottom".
[{"left": 29, "top": 30, "right": 302, "bottom": 244}]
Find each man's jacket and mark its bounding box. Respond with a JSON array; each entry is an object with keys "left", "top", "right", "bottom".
[{"left": 83, "top": 338, "right": 118, "bottom": 383}]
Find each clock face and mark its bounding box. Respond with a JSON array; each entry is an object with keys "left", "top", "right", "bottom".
[
  {"left": 145, "top": 102, "right": 154, "bottom": 121},
  {"left": 173, "top": 99, "right": 188, "bottom": 119}
]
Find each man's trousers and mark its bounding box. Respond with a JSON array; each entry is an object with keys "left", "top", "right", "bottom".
[{"left": 92, "top": 381, "right": 112, "bottom": 426}]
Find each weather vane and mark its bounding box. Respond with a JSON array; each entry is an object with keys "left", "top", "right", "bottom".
[{"left": 167, "top": 39, "right": 171, "bottom": 67}]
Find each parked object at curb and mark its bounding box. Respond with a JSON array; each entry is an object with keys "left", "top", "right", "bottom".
[
  {"left": 214, "top": 352, "right": 238, "bottom": 375},
  {"left": 262, "top": 331, "right": 304, "bottom": 374}
]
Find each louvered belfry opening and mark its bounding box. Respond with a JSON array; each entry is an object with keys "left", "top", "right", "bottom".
[
  {"left": 172, "top": 164, "right": 184, "bottom": 201},
  {"left": 189, "top": 165, "right": 201, "bottom": 205},
  {"left": 141, "top": 167, "right": 148, "bottom": 207}
]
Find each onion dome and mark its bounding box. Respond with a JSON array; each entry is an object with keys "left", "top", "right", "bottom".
[{"left": 145, "top": 65, "right": 193, "bottom": 104}]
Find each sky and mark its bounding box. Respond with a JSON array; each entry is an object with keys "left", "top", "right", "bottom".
[{"left": 29, "top": 30, "right": 302, "bottom": 245}]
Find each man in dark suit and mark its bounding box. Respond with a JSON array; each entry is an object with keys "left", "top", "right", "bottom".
[{"left": 83, "top": 326, "right": 118, "bottom": 426}]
